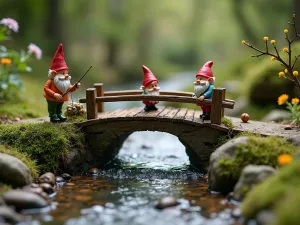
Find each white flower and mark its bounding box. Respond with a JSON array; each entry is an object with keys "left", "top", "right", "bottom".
[
  {"left": 0, "top": 18, "right": 19, "bottom": 32},
  {"left": 28, "top": 43, "right": 42, "bottom": 60}
]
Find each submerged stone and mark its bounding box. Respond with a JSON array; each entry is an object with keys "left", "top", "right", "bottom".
[
  {"left": 0, "top": 205, "right": 23, "bottom": 224},
  {"left": 56, "top": 176, "right": 66, "bottom": 183},
  {"left": 61, "top": 173, "right": 72, "bottom": 181},
  {"left": 39, "top": 183, "right": 55, "bottom": 195},
  {"left": 155, "top": 196, "right": 179, "bottom": 209},
  {"left": 88, "top": 168, "right": 100, "bottom": 175}
]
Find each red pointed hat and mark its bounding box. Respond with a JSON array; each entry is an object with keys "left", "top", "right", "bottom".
[
  {"left": 142, "top": 65, "right": 158, "bottom": 87},
  {"left": 196, "top": 61, "right": 214, "bottom": 78},
  {"left": 50, "top": 44, "right": 69, "bottom": 72}
]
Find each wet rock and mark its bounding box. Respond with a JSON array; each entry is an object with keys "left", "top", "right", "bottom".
[
  {"left": 0, "top": 153, "right": 32, "bottom": 188},
  {"left": 233, "top": 165, "right": 275, "bottom": 201},
  {"left": 38, "top": 172, "right": 55, "bottom": 186},
  {"left": 22, "top": 187, "right": 48, "bottom": 200},
  {"left": 56, "top": 176, "right": 66, "bottom": 183},
  {"left": 155, "top": 196, "right": 179, "bottom": 209},
  {"left": 0, "top": 205, "right": 23, "bottom": 224},
  {"left": 208, "top": 137, "right": 249, "bottom": 194},
  {"left": 88, "top": 168, "right": 100, "bottom": 175},
  {"left": 262, "top": 109, "right": 290, "bottom": 122},
  {"left": 287, "top": 134, "right": 300, "bottom": 147},
  {"left": 231, "top": 207, "right": 242, "bottom": 219},
  {"left": 61, "top": 173, "right": 72, "bottom": 181},
  {"left": 3, "top": 190, "right": 49, "bottom": 210},
  {"left": 39, "top": 183, "right": 55, "bottom": 195},
  {"left": 0, "top": 196, "right": 5, "bottom": 206}
]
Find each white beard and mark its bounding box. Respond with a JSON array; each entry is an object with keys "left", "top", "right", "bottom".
[
  {"left": 54, "top": 76, "right": 71, "bottom": 94},
  {"left": 194, "top": 82, "right": 209, "bottom": 98},
  {"left": 144, "top": 87, "right": 160, "bottom": 104}
]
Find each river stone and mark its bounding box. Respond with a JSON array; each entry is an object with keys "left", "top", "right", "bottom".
[
  {"left": 0, "top": 196, "right": 5, "bottom": 206},
  {"left": 287, "top": 134, "right": 300, "bottom": 147},
  {"left": 155, "top": 196, "right": 179, "bottom": 209},
  {"left": 30, "top": 183, "right": 40, "bottom": 188},
  {"left": 0, "top": 153, "right": 32, "bottom": 188},
  {"left": 0, "top": 205, "right": 23, "bottom": 224},
  {"left": 38, "top": 172, "right": 55, "bottom": 186},
  {"left": 233, "top": 165, "right": 275, "bottom": 201},
  {"left": 262, "top": 109, "right": 290, "bottom": 122},
  {"left": 208, "top": 136, "right": 249, "bottom": 194},
  {"left": 61, "top": 173, "right": 71, "bottom": 181},
  {"left": 39, "top": 183, "right": 55, "bottom": 194},
  {"left": 3, "top": 190, "right": 49, "bottom": 210},
  {"left": 56, "top": 176, "right": 65, "bottom": 183}
]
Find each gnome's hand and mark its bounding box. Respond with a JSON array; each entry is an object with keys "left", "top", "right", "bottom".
[
  {"left": 54, "top": 93, "right": 62, "bottom": 100},
  {"left": 199, "top": 95, "right": 205, "bottom": 101},
  {"left": 75, "top": 83, "right": 81, "bottom": 88}
]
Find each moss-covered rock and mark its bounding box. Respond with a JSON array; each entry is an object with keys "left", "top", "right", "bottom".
[
  {"left": 0, "top": 123, "right": 85, "bottom": 173},
  {"left": 208, "top": 134, "right": 297, "bottom": 193},
  {"left": 241, "top": 159, "right": 300, "bottom": 220}
]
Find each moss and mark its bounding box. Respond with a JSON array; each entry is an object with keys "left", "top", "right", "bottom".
[
  {"left": 0, "top": 145, "right": 39, "bottom": 178},
  {"left": 218, "top": 136, "right": 296, "bottom": 180},
  {"left": 0, "top": 122, "right": 85, "bottom": 173},
  {"left": 221, "top": 117, "right": 234, "bottom": 128},
  {"left": 241, "top": 159, "right": 300, "bottom": 219},
  {"left": 0, "top": 183, "right": 12, "bottom": 194}
]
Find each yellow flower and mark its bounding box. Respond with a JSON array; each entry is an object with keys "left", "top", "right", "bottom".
[
  {"left": 278, "top": 154, "right": 293, "bottom": 166},
  {"left": 284, "top": 29, "right": 289, "bottom": 34},
  {"left": 278, "top": 94, "right": 289, "bottom": 105},
  {"left": 242, "top": 40, "right": 246, "bottom": 45},
  {"left": 271, "top": 56, "right": 276, "bottom": 61},
  {"left": 278, "top": 72, "right": 285, "bottom": 77},
  {"left": 283, "top": 47, "right": 288, "bottom": 53},
  {"left": 263, "top": 37, "right": 269, "bottom": 41},
  {"left": 0, "top": 58, "right": 12, "bottom": 65},
  {"left": 285, "top": 69, "right": 288, "bottom": 73},
  {"left": 293, "top": 71, "right": 299, "bottom": 76},
  {"left": 270, "top": 40, "right": 276, "bottom": 44},
  {"left": 292, "top": 98, "right": 299, "bottom": 104}
]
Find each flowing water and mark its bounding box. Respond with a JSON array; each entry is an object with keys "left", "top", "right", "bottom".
[{"left": 20, "top": 131, "right": 241, "bottom": 225}]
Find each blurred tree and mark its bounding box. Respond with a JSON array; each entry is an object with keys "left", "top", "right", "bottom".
[{"left": 293, "top": 0, "right": 300, "bottom": 40}]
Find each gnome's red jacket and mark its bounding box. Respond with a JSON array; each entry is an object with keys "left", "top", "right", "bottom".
[{"left": 43, "top": 79, "right": 77, "bottom": 102}]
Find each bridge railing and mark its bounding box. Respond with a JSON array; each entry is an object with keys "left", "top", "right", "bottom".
[{"left": 78, "top": 83, "right": 235, "bottom": 125}]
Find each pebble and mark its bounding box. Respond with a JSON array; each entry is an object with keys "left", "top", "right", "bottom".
[
  {"left": 88, "top": 168, "right": 100, "bottom": 175},
  {"left": 39, "top": 183, "right": 55, "bottom": 194},
  {"left": 3, "top": 190, "right": 49, "bottom": 210},
  {"left": 231, "top": 207, "right": 241, "bottom": 219},
  {"left": 155, "top": 196, "right": 179, "bottom": 209},
  {"left": 61, "top": 173, "right": 72, "bottom": 181},
  {"left": 39, "top": 172, "right": 56, "bottom": 187},
  {"left": 56, "top": 176, "right": 66, "bottom": 183},
  {"left": 284, "top": 126, "right": 293, "bottom": 130}
]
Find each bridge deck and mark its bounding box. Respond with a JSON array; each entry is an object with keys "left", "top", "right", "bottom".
[{"left": 78, "top": 107, "right": 298, "bottom": 138}]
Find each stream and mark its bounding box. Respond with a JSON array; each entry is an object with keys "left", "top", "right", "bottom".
[{"left": 20, "top": 131, "right": 240, "bottom": 225}]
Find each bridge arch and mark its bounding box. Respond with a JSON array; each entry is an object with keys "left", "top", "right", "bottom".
[{"left": 66, "top": 107, "right": 231, "bottom": 174}]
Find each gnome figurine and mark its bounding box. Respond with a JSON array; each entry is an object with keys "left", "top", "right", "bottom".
[
  {"left": 193, "top": 61, "right": 215, "bottom": 120},
  {"left": 43, "top": 44, "right": 81, "bottom": 123},
  {"left": 140, "top": 65, "right": 160, "bottom": 112}
]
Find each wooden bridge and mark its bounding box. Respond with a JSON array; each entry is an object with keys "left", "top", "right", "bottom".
[{"left": 64, "top": 83, "right": 237, "bottom": 173}]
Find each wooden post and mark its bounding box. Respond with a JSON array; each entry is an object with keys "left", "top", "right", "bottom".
[
  {"left": 86, "top": 88, "right": 98, "bottom": 119},
  {"left": 94, "top": 83, "right": 104, "bottom": 112},
  {"left": 221, "top": 89, "right": 226, "bottom": 117},
  {"left": 210, "top": 88, "right": 225, "bottom": 125}
]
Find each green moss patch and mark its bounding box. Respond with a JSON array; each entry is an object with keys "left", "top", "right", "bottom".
[
  {"left": 0, "top": 122, "right": 85, "bottom": 173},
  {"left": 221, "top": 117, "right": 234, "bottom": 128},
  {"left": 218, "top": 136, "right": 296, "bottom": 180},
  {"left": 0, "top": 145, "right": 38, "bottom": 178},
  {"left": 241, "top": 159, "right": 300, "bottom": 220}
]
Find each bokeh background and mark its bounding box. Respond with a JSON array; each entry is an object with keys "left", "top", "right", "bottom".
[{"left": 1, "top": 0, "right": 299, "bottom": 120}]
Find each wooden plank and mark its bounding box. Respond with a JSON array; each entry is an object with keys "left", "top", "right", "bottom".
[
  {"left": 107, "top": 108, "right": 135, "bottom": 121},
  {"left": 134, "top": 106, "right": 165, "bottom": 120},
  {"left": 193, "top": 110, "right": 203, "bottom": 124},
  {"left": 94, "top": 83, "right": 104, "bottom": 112},
  {"left": 125, "top": 107, "right": 144, "bottom": 118},
  {"left": 211, "top": 88, "right": 225, "bottom": 125},
  {"left": 162, "top": 107, "right": 181, "bottom": 119},
  {"left": 173, "top": 108, "right": 188, "bottom": 122},
  {"left": 184, "top": 109, "right": 195, "bottom": 122},
  {"left": 99, "top": 109, "right": 123, "bottom": 120},
  {"left": 103, "top": 90, "right": 194, "bottom": 97},
  {"left": 157, "top": 107, "right": 173, "bottom": 118}
]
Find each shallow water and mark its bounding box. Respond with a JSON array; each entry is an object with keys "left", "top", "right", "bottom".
[{"left": 19, "top": 131, "right": 240, "bottom": 225}]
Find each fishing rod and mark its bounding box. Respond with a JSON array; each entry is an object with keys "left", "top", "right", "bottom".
[{"left": 62, "top": 66, "right": 92, "bottom": 97}]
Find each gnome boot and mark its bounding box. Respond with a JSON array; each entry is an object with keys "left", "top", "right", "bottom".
[
  {"left": 150, "top": 105, "right": 158, "bottom": 111},
  {"left": 200, "top": 112, "right": 206, "bottom": 118},
  {"left": 58, "top": 114, "right": 67, "bottom": 122},
  {"left": 203, "top": 112, "right": 211, "bottom": 120},
  {"left": 50, "top": 115, "right": 60, "bottom": 123}
]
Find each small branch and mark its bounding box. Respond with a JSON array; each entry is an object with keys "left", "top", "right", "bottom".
[
  {"left": 292, "top": 55, "right": 300, "bottom": 70},
  {"left": 274, "top": 45, "right": 280, "bottom": 57},
  {"left": 251, "top": 53, "right": 264, "bottom": 57},
  {"left": 265, "top": 41, "right": 268, "bottom": 53}
]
